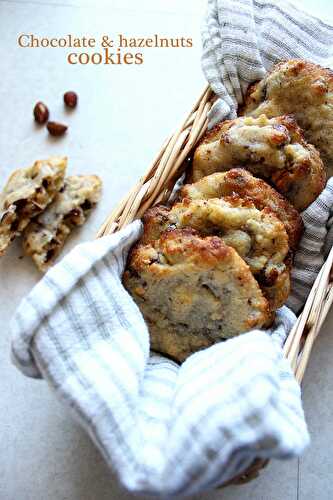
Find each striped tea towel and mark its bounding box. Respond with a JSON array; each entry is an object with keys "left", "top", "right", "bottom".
[
  {"left": 11, "top": 223, "right": 309, "bottom": 497},
  {"left": 10, "top": 0, "right": 333, "bottom": 496},
  {"left": 202, "top": 0, "right": 333, "bottom": 127}
]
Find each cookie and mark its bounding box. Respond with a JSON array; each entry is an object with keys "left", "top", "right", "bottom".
[
  {"left": 191, "top": 114, "right": 325, "bottom": 210},
  {"left": 242, "top": 59, "right": 333, "bottom": 174},
  {"left": 142, "top": 197, "right": 290, "bottom": 312},
  {"left": 123, "top": 228, "right": 269, "bottom": 362},
  {"left": 0, "top": 157, "right": 67, "bottom": 255},
  {"left": 23, "top": 175, "right": 102, "bottom": 272},
  {"left": 181, "top": 168, "right": 303, "bottom": 251}
]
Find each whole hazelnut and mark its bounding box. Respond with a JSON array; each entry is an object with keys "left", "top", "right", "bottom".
[
  {"left": 47, "top": 121, "right": 68, "bottom": 137},
  {"left": 33, "top": 102, "right": 49, "bottom": 124},
  {"left": 64, "top": 91, "right": 78, "bottom": 108}
]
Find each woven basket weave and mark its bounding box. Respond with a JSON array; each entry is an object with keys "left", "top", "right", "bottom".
[{"left": 97, "top": 85, "right": 333, "bottom": 485}]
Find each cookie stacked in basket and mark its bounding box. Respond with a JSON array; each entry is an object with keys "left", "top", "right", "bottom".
[{"left": 124, "top": 60, "right": 333, "bottom": 362}]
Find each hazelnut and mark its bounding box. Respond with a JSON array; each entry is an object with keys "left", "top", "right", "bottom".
[
  {"left": 33, "top": 101, "right": 49, "bottom": 124},
  {"left": 47, "top": 121, "right": 68, "bottom": 137},
  {"left": 64, "top": 91, "right": 78, "bottom": 108}
]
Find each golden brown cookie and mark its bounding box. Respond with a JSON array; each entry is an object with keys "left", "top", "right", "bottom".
[
  {"left": 181, "top": 168, "right": 303, "bottom": 251},
  {"left": 23, "top": 175, "right": 102, "bottom": 272},
  {"left": 191, "top": 114, "right": 325, "bottom": 211},
  {"left": 141, "top": 197, "right": 290, "bottom": 312},
  {"left": 123, "top": 228, "right": 269, "bottom": 363},
  {"left": 242, "top": 59, "right": 333, "bottom": 175},
  {"left": 0, "top": 157, "right": 67, "bottom": 255}
]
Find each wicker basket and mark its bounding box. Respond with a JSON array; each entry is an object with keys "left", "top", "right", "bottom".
[{"left": 97, "top": 85, "right": 333, "bottom": 485}]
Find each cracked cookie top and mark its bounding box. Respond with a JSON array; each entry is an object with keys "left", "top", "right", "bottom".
[
  {"left": 191, "top": 114, "right": 325, "bottom": 210},
  {"left": 243, "top": 59, "right": 333, "bottom": 175},
  {"left": 181, "top": 168, "right": 303, "bottom": 251},
  {"left": 141, "top": 196, "right": 290, "bottom": 312},
  {"left": 123, "top": 228, "right": 269, "bottom": 362}
]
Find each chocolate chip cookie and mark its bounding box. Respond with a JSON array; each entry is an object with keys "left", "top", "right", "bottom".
[
  {"left": 124, "top": 228, "right": 269, "bottom": 362},
  {"left": 191, "top": 114, "right": 325, "bottom": 210}
]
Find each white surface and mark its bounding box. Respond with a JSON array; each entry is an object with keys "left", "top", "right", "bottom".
[{"left": 0, "top": 0, "right": 332, "bottom": 499}]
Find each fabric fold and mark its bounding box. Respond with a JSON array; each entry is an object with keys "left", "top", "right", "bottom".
[{"left": 11, "top": 222, "right": 309, "bottom": 496}]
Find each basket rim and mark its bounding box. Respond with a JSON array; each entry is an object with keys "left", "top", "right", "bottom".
[{"left": 96, "top": 85, "right": 333, "bottom": 484}]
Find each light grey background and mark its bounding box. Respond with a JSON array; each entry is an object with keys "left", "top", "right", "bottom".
[{"left": 0, "top": 1, "right": 332, "bottom": 499}]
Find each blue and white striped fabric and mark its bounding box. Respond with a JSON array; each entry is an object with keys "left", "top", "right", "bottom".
[
  {"left": 10, "top": 0, "right": 333, "bottom": 496},
  {"left": 11, "top": 222, "right": 309, "bottom": 497},
  {"left": 202, "top": 0, "right": 333, "bottom": 128}
]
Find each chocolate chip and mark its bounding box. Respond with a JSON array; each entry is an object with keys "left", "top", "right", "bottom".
[
  {"left": 10, "top": 218, "right": 20, "bottom": 231},
  {"left": 50, "top": 238, "right": 60, "bottom": 245},
  {"left": 67, "top": 208, "right": 81, "bottom": 218},
  {"left": 14, "top": 199, "right": 27, "bottom": 210},
  {"left": 45, "top": 249, "right": 55, "bottom": 262},
  {"left": 81, "top": 199, "right": 92, "bottom": 211}
]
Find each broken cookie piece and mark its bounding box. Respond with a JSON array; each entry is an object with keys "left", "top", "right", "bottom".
[
  {"left": 0, "top": 157, "right": 67, "bottom": 255},
  {"left": 23, "top": 175, "right": 102, "bottom": 272}
]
